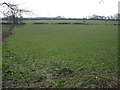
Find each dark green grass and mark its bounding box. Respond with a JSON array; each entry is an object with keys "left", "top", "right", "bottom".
[
  {"left": 2, "top": 25, "right": 11, "bottom": 31},
  {"left": 2, "top": 24, "right": 118, "bottom": 88}
]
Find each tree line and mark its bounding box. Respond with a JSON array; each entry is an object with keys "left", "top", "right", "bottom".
[{"left": 0, "top": 2, "right": 119, "bottom": 26}]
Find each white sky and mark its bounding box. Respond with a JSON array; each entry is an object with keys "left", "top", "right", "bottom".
[{"left": 0, "top": 0, "right": 119, "bottom": 18}]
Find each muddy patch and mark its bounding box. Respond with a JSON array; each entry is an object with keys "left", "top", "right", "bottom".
[
  {"left": 53, "top": 68, "right": 75, "bottom": 79},
  {"left": 2, "top": 26, "right": 16, "bottom": 41}
]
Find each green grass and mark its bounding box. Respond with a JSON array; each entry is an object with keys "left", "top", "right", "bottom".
[
  {"left": 1, "top": 19, "right": 118, "bottom": 25},
  {"left": 2, "top": 25, "right": 11, "bottom": 31},
  {"left": 24, "top": 20, "right": 118, "bottom": 25},
  {"left": 2, "top": 24, "right": 118, "bottom": 88}
]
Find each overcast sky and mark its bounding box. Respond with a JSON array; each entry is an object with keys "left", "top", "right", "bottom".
[{"left": 0, "top": 0, "right": 119, "bottom": 18}]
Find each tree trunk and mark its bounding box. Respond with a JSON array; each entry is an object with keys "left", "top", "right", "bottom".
[{"left": 13, "top": 15, "right": 16, "bottom": 25}]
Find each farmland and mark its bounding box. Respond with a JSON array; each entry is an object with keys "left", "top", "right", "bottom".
[
  {"left": 1, "top": 19, "right": 118, "bottom": 25},
  {"left": 24, "top": 19, "right": 118, "bottom": 25},
  {"left": 2, "top": 20, "right": 118, "bottom": 88}
]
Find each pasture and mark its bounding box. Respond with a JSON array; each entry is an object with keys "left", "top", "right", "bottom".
[
  {"left": 2, "top": 25, "right": 11, "bottom": 31},
  {"left": 25, "top": 19, "right": 118, "bottom": 25},
  {"left": 2, "top": 20, "right": 118, "bottom": 88},
  {"left": 1, "top": 19, "right": 118, "bottom": 25}
]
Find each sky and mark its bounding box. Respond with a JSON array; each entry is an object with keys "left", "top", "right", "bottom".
[{"left": 0, "top": 0, "right": 119, "bottom": 18}]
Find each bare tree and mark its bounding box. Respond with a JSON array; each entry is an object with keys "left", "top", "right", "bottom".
[{"left": 0, "top": 2, "right": 31, "bottom": 25}]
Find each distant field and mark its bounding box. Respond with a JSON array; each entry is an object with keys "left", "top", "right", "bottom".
[
  {"left": 24, "top": 20, "right": 118, "bottom": 25},
  {"left": 1, "top": 19, "right": 118, "bottom": 32},
  {"left": 2, "top": 24, "right": 118, "bottom": 88},
  {"left": 1, "top": 19, "right": 118, "bottom": 25}
]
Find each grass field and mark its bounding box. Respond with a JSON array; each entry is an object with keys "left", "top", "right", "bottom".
[
  {"left": 24, "top": 20, "right": 118, "bottom": 25},
  {"left": 2, "top": 21, "right": 118, "bottom": 88},
  {"left": 1, "top": 19, "right": 118, "bottom": 25},
  {"left": 2, "top": 25, "right": 11, "bottom": 31}
]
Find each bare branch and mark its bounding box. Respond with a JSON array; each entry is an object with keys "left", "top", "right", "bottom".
[{"left": 0, "top": 2, "right": 32, "bottom": 24}]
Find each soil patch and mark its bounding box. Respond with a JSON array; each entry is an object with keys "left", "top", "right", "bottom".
[{"left": 2, "top": 26, "right": 16, "bottom": 41}]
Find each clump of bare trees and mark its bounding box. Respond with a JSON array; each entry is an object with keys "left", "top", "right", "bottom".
[{"left": 0, "top": 2, "right": 31, "bottom": 25}]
